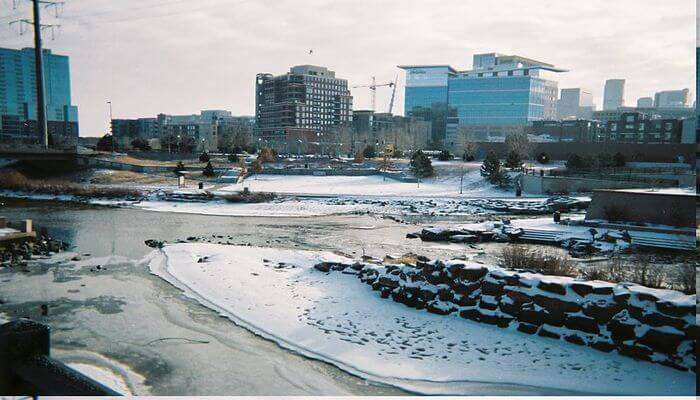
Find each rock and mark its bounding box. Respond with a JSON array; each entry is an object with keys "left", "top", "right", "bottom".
[
  {"left": 517, "top": 322, "right": 538, "bottom": 335},
  {"left": 564, "top": 334, "right": 586, "bottom": 345},
  {"left": 504, "top": 290, "right": 532, "bottom": 305},
  {"left": 637, "top": 329, "right": 685, "bottom": 354},
  {"left": 481, "top": 281, "right": 504, "bottom": 296},
  {"left": 581, "top": 301, "right": 623, "bottom": 323},
  {"left": 564, "top": 315, "right": 599, "bottom": 334},
  {"left": 538, "top": 326, "right": 561, "bottom": 339},
  {"left": 628, "top": 308, "right": 686, "bottom": 330},
  {"left": 518, "top": 308, "right": 544, "bottom": 326},
  {"left": 478, "top": 298, "right": 498, "bottom": 311},
  {"left": 405, "top": 233, "right": 418, "bottom": 239},
  {"left": 426, "top": 301, "right": 457, "bottom": 315},
  {"left": 452, "top": 281, "right": 480, "bottom": 296},
  {"left": 607, "top": 319, "right": 637, "bottom": 343},
  {"left": 378, "top": 276, "right": 400, "bottom": 289},
  {"left": 419, "top": 289, "right": 437, "bottom": 301},
  {"left": 656, "top": 301, "right": 695, "bottom": 318},
  {"left": 570, "top": 283, "right": 594, "bottom": 297},
  {"left": 618, "top": 344, "right": 653, "bottom": 361},
  {"left": 537, "top": 281, "right": 567, "bottom": 296},
  {"left": 499, "top": 302, "right": 521, "bottom": 317},
  {"left": 453, "top": 294, "right": 477, "bottom": 307},
  {"left": 448, "top": 234, "right": 478, "bottom": 243},
  {"left": 459, "top": 308, "right": 481, "bottom": 322},
  {"left": 591, "top": 341, "right": 615, "bottom": 353},
  {"left": 533, "top": 294, "right": 580, "bottom": 314},
  {"left": 457, "top": 267, "right": 488, "bottom": 282}
]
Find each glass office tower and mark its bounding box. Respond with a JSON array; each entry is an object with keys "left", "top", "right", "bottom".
[{"left": 400, "top": 53, "right": 564, "bottom": 143}]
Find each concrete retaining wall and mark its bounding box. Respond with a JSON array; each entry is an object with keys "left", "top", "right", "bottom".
[
  {"left": 585, "top": 190, "right": 696, "bottom": 228},
  {"left": 317, "top": 259, "right": 697, "bottom": 372},
  {"left": 521, "top": 175, "right": 656, "bottom": 195}
]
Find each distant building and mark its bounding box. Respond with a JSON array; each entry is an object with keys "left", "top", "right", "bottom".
[
  {"left": 400, "top": 52, "right": 565, "bottom": 145},
  {"left": 603, "top": 79, "right": 625, "bottom": 111},
  {"left": 529, "top": 119, "right": 602, "bottom": 142},
  {"left": 654, "top": 89, "right": 690, "bottom": 108},
  {"left": 602, "top": 112, "right": 682, "bottom": 144},
  {"left": 557, "top": 88, "right": 595, "bottom": 119},
  {"left": 255, "top": 65, "right": 353, "bottom": 152},
  {"left": 111, "top": 109, "right": 246, "bottom": 152},
  {"left": 592, "top": 106, "right": 695, "bottom": 123},
  {"left": 637, "top": 97, "right": 654, "bottom": 108},
  {"left": 0, "top": 47, "right": 78, "bottom": 143},
  {"left": 350, "top": 110, "right": 430, "bottom": 153}
]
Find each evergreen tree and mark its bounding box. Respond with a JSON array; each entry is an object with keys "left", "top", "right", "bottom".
[
  {"left": 410, "top": 150, "right": 434, "bottom": 179},
  {"left": 202, "top": 161, "right": 216, "bottom": 177},
  {"left": 228, "top": 153, "right": 239, "bottom": 163},
  {"left": 199, "top": 152, "right": 210, "bottom": 163},
  {"left": 505, "top": 150, "right": 522, "bottom": 169},
  {"left": 613, "top": 152, "right": 626, "bottom": 168},
  {"left": 480, "top": 151, "right": 510, "bottom": 187},
  {"left": 362, "top": 145, "right": 377, "bottom": 159}
]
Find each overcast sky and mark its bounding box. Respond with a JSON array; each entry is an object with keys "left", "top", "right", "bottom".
[{"left": 1, "top": 0, "right": 696, "bottom": 137}]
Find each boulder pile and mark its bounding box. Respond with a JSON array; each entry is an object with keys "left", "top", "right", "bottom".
[
  {"left": 315, "top": 256, "right": 697, "bottom": 372},
  {"left": 0, "top": 234, "right": 69, "bottom": 268}
]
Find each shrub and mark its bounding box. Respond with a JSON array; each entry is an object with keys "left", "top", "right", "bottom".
[
  {"left": 613, "top": 152, "right": 626, "bottom": 168},
  {"left": 437, "top": 150, "right": 452, "bottom": 161},
  {"left": 629, "top": 257, "right": 666, "bottom": 289},
  {"left": 392, "top": 149, "right": 404, "bottom": 158},
  {"left": 199, "top": 152, "right": 211, "bottom": 163},
  {"left": 130, "top": 137, "right": 151, "bottom": 151},
  {"left": 0, "top": 171, "right": 141, "bottom": 199},
  {"left": 362, "top": 145, "right": 377, "bottom": 159},
  {"left": 202, "top": 161, "right": 216, "bottom": 177},
  {"left": 673, "top": 263, "right": 696, "bottom": 294},
  {"left": 499, "top": 245, "right": 577, "bottom": 277},
  {"left": 96, "top": 134, "right": 115, "bottom": 152},
  {"left": 228, "top": 153, "right": 239, "bottom": 163},
  {"left": 505, "top": 150, "right": 522, "bottom": 169},
  {"left": 536, "top": 152, "right": 550, "bottom": 164},
  {"left": 605, "top": 256, "right": 627, "bottom": 282},
  {"left": 258, "top": 147, "right": 277, "bottom": 163},
  {"left": 220, "top": 191, "right": 275, "bottom": 203},
  {"left": 173, "top": 161, "right": 186, "bottom": 176},
  {"left": 353, "top": 151, "right": 365, "bottom": 163}
]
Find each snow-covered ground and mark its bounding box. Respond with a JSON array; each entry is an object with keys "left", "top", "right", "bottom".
[
  {"left": 68, "top": 363, "right": 133, "bottom": 395},
  {"left": 221, "top": 171, "right": 513, "bottom": 198},
  {"left": 148, "top": 243, "right": 695, "bottom": 395}
]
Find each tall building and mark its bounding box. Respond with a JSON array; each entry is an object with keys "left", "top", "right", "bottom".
[
  {"left": 557, "top": 88, "right": 594, "bottom": 119},
  {"left": 400, "top": 52, "right": 565, "bottom": 147},
  {"left": 637, "top": 97, "right": 654, "bottom": 108},
  {"left": 0, "top": 47, "right": 78, "bottom": 143},
  {"left": 255, "top": 65, "right": 352, "bottom": 151},
  {"left": 603, "top": 79, "right": 625, "bottom": 110},
  {"left": 654, "top": 89, "right": 690, "bottom": 108}
]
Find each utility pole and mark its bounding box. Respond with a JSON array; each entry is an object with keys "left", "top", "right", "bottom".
[
  {"left": 32, "top": 0, "right": 48, "bottom": 148},
  {"left": 107, "top": 101, "right": 114, "bottom": 152}
]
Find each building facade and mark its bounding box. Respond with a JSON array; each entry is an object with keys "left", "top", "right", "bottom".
[
  {"left": 557, "top": 88, "right": 594, "bottom": 120},
  {"left": 654, "top": 89, "right": 690, "bottom": 108},
  {"left": 637, "top": 97, "right": 654, "bottom": 108},
  {"left": 0, "top": 47, "right": 78, "bottom": 143},
  {"left": 255, "top": 65, "right": 353, "bottom": 152},
  {"left": 603, "top": 79, "right": 625, "bottom": 111},
  {"left": 530, "top": 119, "right": 602, "bottom": 142},
  {"left": 400, "top": 53, "right": 565, "bottom": 147},
  {"left": 603, "top": 112, "right": 682, "bottom": 143}
]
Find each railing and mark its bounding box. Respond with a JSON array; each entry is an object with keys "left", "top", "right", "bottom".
[{"left": 0, "top": 319, "right": 122, "bottom": 396}]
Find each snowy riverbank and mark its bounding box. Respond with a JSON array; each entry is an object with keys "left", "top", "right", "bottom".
[{"left": 148, "top": 243, "right": 695, "bottom": 395}]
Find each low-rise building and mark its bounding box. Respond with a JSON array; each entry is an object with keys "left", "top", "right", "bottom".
[
  {"left": 529, "top": 119, "right": 603, "bottom": 142},
  {"left": 603, "top": 112, "right": 682, "bottom": 144}
]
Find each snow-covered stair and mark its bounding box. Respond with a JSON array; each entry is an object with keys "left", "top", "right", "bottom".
[
  {"left": 628, "top": 233, "right": 696, "bottom": 251},
  {"left": 515, "top": 229, "right": 562, "bottom": 244}
]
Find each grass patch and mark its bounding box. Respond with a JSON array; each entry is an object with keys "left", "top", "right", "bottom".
[
  {"left": 0, "top": 170, "right": 142, "bottom": 199},
  {"left": 219, "top": 191, "right": 276, "bottom": 203}
]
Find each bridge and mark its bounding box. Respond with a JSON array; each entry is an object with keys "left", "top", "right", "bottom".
[{"left": 0, "top": 145, "right": 79, "bottom": 161}]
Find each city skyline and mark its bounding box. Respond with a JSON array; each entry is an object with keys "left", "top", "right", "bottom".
[{"left": 0, "top": 0, "right": 695, "bottom": 137}]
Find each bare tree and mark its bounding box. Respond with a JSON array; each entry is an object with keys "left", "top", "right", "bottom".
[{"left": 505, "top": 132, "right": 533, "bottom": 161}]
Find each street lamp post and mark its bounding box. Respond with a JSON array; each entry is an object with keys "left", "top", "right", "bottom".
[{"left": 107, "top": 101, "right": 114, "bottom": 153}]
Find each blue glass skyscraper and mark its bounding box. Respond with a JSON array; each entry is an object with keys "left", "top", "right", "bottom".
[
  {"left": 0, "top": 47, "right": 78, "bottom": 141},
  {"left": 400, "top": 53, "right": 564, "bottom": 145}
]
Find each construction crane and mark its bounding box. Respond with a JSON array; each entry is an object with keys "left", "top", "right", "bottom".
[
  {"left": 388, "top": 75, "right": 398, "bottom": 114},
  {"left": 352, "top": 76, "right": 394, "bottom": 112}
]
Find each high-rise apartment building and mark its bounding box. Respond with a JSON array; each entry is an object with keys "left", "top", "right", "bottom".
[
  {"left": 0, "top": 47, "right": 78, "bottom": 142},
  {"left": 255, "top": 65, "right": 352, "bottom": 150},
  {"left": 400, "top": 52, "right": 565, "bottom": 146},
  {"left": 654, "top": 89, "right": 690, "bottom": 108},
  {"left": 557, "top": 88, "right": 594, "bottom": 119},
  {"left": 603, "top": 79, "right": 625, "bottom": 111}
]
